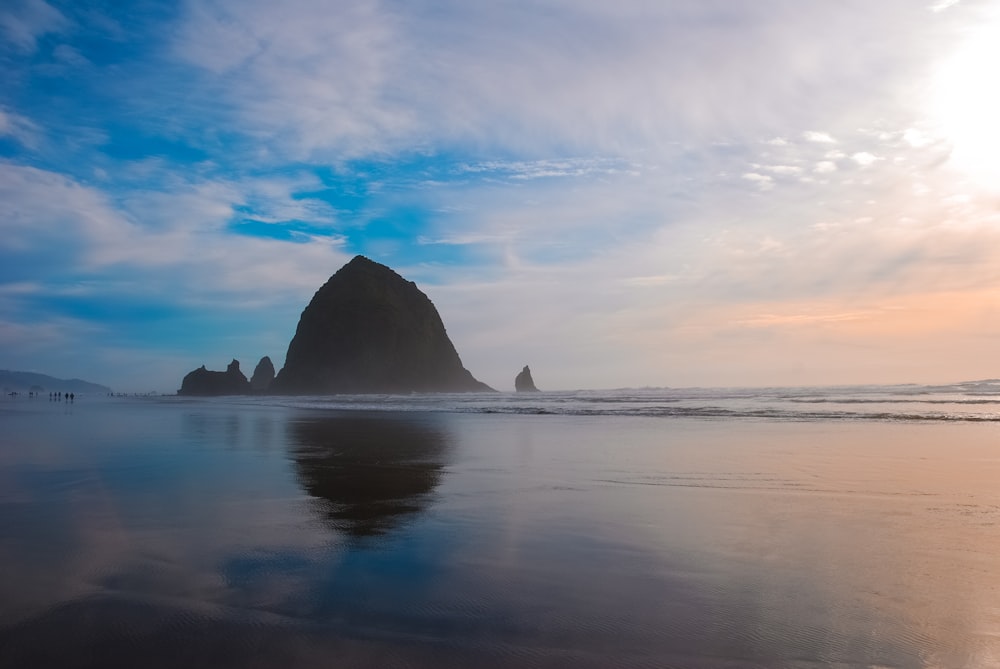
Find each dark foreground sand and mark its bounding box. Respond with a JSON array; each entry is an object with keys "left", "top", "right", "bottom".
[{"left": 2, "top": 395, "right": 1000, "bottom": 668}]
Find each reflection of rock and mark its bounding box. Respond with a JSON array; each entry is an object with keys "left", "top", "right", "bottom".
[
  {"left": 272, "top": 255, "right": 493, "bottom": 394},
  {"left": 177, "top": 359, "right": 251, "bottom": 396},
  {"left": 289, "top": 414, "right": 450, "bottom": 537},
  {"left": 515, "top": 365, "right": 539, "bottom": 392},
  {"left": 250, "top": 356, "right": 275, "bottom": 393}
]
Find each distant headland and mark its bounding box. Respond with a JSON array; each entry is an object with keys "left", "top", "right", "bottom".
[
  {"left": 0, "top": 370, "right": 111, "bottom": 395},
  {"left": 178, "top": 256, "right": 495, "bottom": 396}
]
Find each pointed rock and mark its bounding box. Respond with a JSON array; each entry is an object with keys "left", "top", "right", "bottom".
[
  {"left": 250, "top": 356, "right": 275, "bottom": 392},
  {"left": 515, "top": 365, "right": 539, "bottom": 392},
  {"left": 272, "top": 256, "right": 493, "bottom": 394}
]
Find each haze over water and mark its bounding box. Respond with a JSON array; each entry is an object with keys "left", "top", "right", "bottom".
[{"left": 4, "top": 385, "right": 1000, "bottom": 667}]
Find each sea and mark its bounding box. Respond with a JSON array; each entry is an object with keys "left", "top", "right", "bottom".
[{"left": 3, "top": 381, "right": 1000, "bottom": 668}]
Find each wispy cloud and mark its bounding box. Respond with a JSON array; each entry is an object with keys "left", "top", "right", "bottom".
[
  {"left": 161, "top": 1, "right": 955, "bottom": 162},
  {"left": 930, "top": 0, "right": 962, "bottom": 12},
  {"left": 457, "top": 157, "right": 637, "bottom": 180},
  {"left": 0, "top": 0, "right": 67, "bottom": 54},
  {"left": 0, "top": 107, "right": 41, "bottom": 148}
]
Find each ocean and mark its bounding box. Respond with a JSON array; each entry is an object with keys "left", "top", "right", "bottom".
[{"left": 3, "top": 383, "right": 1000, "bottom": 668}]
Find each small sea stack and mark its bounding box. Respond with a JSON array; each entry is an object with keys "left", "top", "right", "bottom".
[
  {"left": 515, "top": 365, "right": 539, "bottom": 392},
  {"left": 250, "top": 356, "right": 275, "bottom": 393}
]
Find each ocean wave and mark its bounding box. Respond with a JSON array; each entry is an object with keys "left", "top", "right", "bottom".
[{"left": 167, "top": 381, "right": 1000, "bottom": 423}]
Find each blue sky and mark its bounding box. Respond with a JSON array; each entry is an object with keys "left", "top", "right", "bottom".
[{"left": 3, "top": 0, "right": 1000, "bottom": 391}]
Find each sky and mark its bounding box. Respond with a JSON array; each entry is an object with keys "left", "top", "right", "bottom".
[{"left": 3, "top": 0, "right": 1000, "bottom": 392}]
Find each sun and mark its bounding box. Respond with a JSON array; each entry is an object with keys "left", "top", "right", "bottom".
[{"left": 928, "top": 18, "right": 1000, "bottom": 189}]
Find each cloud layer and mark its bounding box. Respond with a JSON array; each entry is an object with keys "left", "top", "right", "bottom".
[{"left": 2, "top": 0, "right": 999, "bottom": 390}]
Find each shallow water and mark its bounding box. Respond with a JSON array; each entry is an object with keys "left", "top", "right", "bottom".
[{"left": 3, "top": 392, "right": 1000, "bottom": 667}]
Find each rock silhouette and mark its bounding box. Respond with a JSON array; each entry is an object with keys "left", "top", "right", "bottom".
[
  {"left": 272, "top": 256, "right": 492, "bottom": 394},
  {"left": 249, "top": 356, "right": 275, "bottom": 393},
  {"left": 515, "top": 365, "right": 539, "bottom": 392},
  {"left": 178, "top": 359, "right": 251, "bottom": 396}
]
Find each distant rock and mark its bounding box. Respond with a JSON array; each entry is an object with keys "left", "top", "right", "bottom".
[
  {"left": 250, "top": 356, "right": 275, "bottom": 393},
  {"left": 0, "top": 369, "right": 111, "bottom": 394},
  {"left": 515, "top": 365, "right": 539, "bottom": 392},
  {"left": 272, "top": 255, "right": 493, "bottom": 394},
  {"left": 177, "top": 359, "right": 251, "bottom": 396}
]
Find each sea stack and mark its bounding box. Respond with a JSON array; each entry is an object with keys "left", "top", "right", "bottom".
[
  {"left": 515, "top": 365, "right": 539, "bottom": 392},
  {"left": 178, "top": 359, "right": 251, "bottom": 396},
  {"left": 250, "top": 356, "right": 275, "bottom": 392},
  {"left": 271, "top": 256, "right": 493, "bottom": 394}
]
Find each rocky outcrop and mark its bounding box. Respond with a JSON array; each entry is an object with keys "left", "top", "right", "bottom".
[
  {"left": 272, "top": 255, "right": 493, "bottom": 394},
  {"left": 515, "top": 365, "right": 539, "bottom": 392},
  {"left": 250, "top": 356, "right": 275, "bottom": 393},
  {"left": 178, "top": 359, "right": 251, "bottom": 396}
]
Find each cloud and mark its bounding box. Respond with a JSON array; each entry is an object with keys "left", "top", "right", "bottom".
[
  {"left": 0, "top": 161, "right": 351, "bottom": 301},
  {"left": 851, "top": 152, "right": 880, "bottom": 166},
  {"left": 930, "top": 0, "right": 961, "bottom": 12},
  {"left": 903, "top": 128, "right": 932, "bottom": 148},
  {"left": 457, "top": 157, "right": 636, "bottom": 180},
  {"left": 162, "top": 0, "right": 951, "bottom": 163},
  {"left": 417, "top": 112, "right": 1000, "bottom": 387},
  {"left": 0, "top": 163, "right": 130, "bottom": 257},
  {"left": 0, "top": 0, "right": 67, "bottom": 53},
  {"left": 0, "top": 314, "right": 102, "bottom": 352},
  {"left": 758, "top": 165, "right": 803, "bottom": 176},
  {"left": 814, "top": 161, "right": 838, "bottom": 174},
  {"left": 742, "top": 173, "right": 775, "bottom": 190},
  {"left": 0, "top": 108, "right": 41, "bottom": 148},
  {"left": 51, "top": 43, "right": 90, "bottom": 67},
  {"left": 803, "top": 131, "right": 837, "bottom": 144},
  {"left": 171, "top": 0, "right": 411, "bottom": 158},
  {"left": 733, "top": 309, "right": 876, "bottom": 328}
]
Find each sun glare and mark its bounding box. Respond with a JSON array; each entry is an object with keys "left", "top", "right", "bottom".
[{"left": 929, "top": 19, "right": 1000, "bottom": 189}]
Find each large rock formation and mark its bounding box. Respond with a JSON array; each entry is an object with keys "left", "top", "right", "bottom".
[
  {"left": 515, "top": 365, "right": 540, "bottom": 392},
  {"left": 178, "top": 359, "right": 251, "bottom": 396},
  {"left": 249, "top": 356, "right": 275, "bottom": 393},
  {"left": 272, "top": 256, "right": 492, "bottom": 394}
]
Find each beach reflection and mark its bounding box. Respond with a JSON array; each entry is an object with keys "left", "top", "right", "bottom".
[
  {"left": 289, "top": 412, "right": 451, "bottom": 538},
  {"left": 6, "top": 399, "right": 1000, "bottom": 667}
]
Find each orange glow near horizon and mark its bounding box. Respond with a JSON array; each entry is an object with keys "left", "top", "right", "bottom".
[{"left": 650, "top": 287, "right": 1000, "bottom": 386}]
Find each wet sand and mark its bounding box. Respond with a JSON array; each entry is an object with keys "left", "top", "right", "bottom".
[{"left": 3, "top": 396, "right": 1000, "bottom": 667}]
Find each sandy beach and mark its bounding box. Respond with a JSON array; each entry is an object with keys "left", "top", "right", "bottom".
[{"left": 3, "top": 391, "right": 1000, "bottom": 667}]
